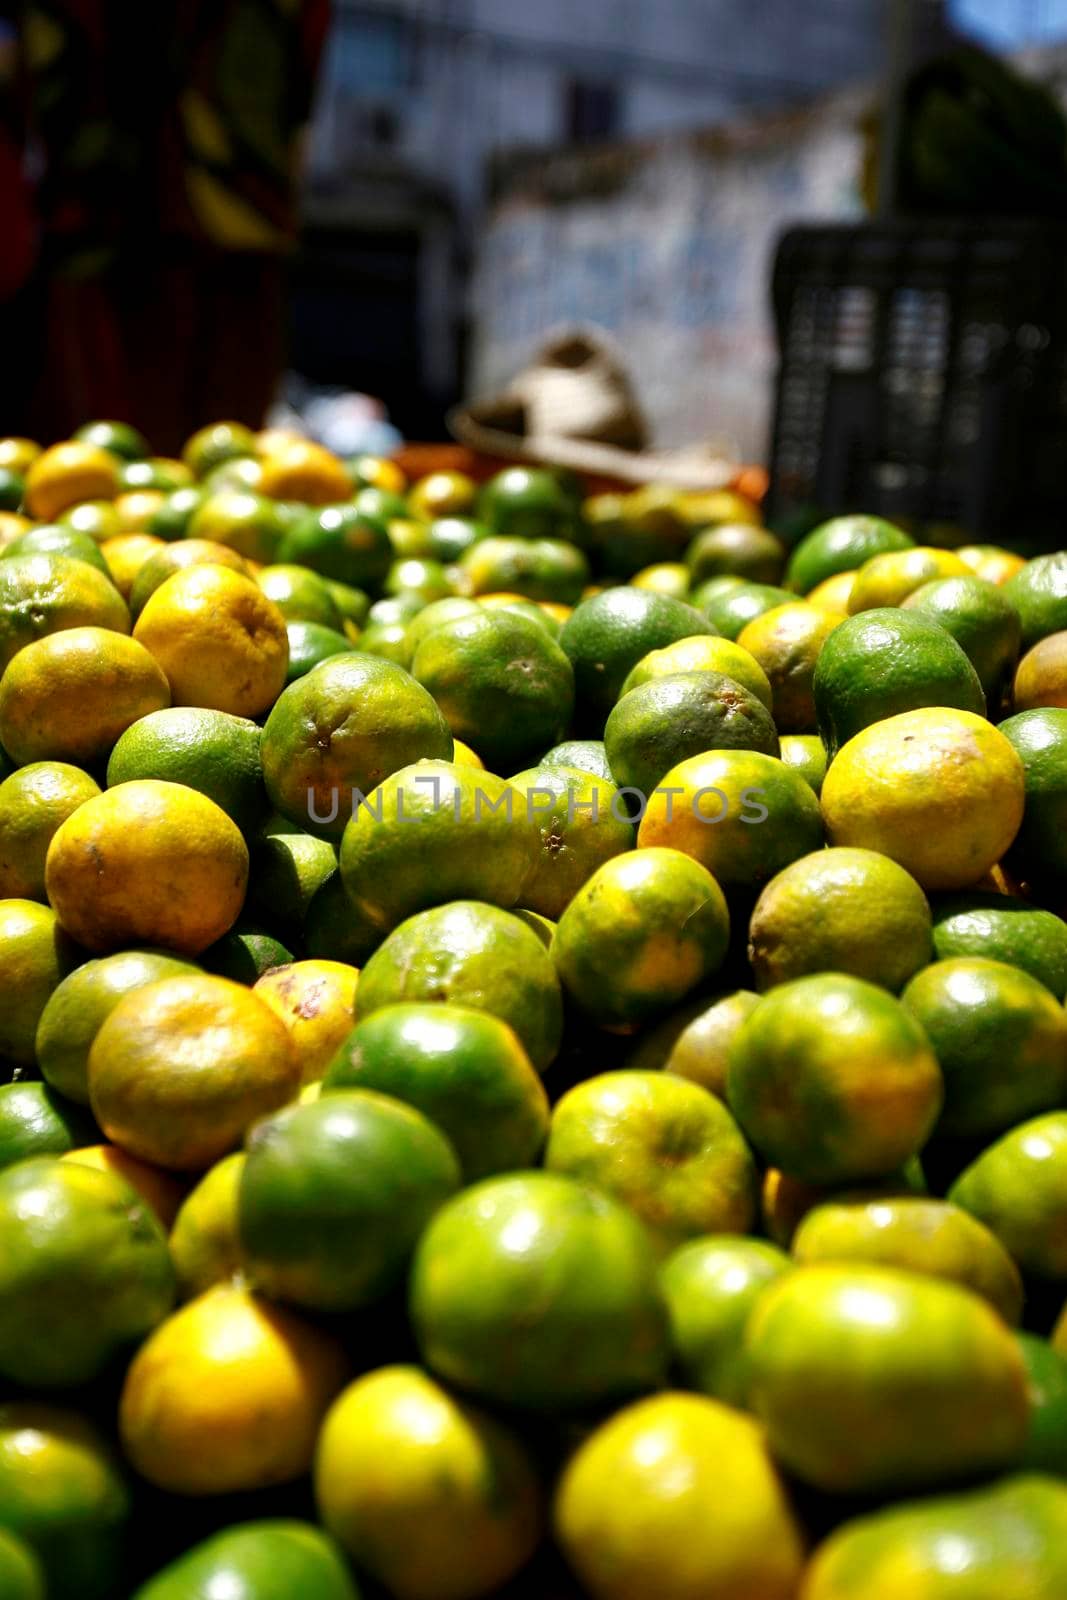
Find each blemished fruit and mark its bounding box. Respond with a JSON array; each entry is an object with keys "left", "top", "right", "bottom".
[
  {"left": 554, "top": 1392, "right": 806, "bottom": 1600},
  {"left": 315, "top": 1367, "right": 542, "bottom": 1600},
  {"left": 260, "top": 653, "right": 453, "bottom": 840},
  {"left": 821, "top": 707, "right": 1026, "bottom": 890},
  {"left": 745, "top": 1264, "right": 1029, "bottom": 1494},
  {"left": 356, "top": 901, "right": 563, "bottom": 1072},
  {"left": 545, "top": 1070, "right": 757, "bottom": 1251},
  {"left": 119, "top": 1284, "right": 349, "bottom": 1495},
  {"left": 410, "top": 1171, "right": 670, "bottom": 1410},
  {"left": 727, "top": 973, "right": 943, "bottom": 1185},
  {"left": 0, "top": 553, "right": 130, "bottom": 673},
  {"left": 604, "top": 670, "right": 779, "bottom": 794},
  {"left": 509, "top": 763, "right": 633, "bottom": 919},
  {"left": 324, "top": 1002, "right": 549, "bottom": 1181},
  {"left": 552, "top": 848, "right": 730, "bottom": 1029},
  {"left": 131, "top": 1522, "right": 360, "bottom": 1600},
  {"left": 748, "top": 847, "right": 932, "bottom": 992},
  {"left": 237, "top": 1090, "right": 460, "bottom": 1311},
  {"left": 802, "top": 1477, "right": 1067, "bottom": 1599},
  {"left": 252, "top": 959, "right": 359, "bottom": 1084},
  {"left": 0, "top": 1157, "right": 174, "bottom": 1387},
  {"left": 88, "top": 972, "right": 299, "bottom": 1171}
]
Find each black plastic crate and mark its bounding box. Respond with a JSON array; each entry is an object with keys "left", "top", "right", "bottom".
[{"left": 767, "top": 221, "right": 1067, "bottom": 547}]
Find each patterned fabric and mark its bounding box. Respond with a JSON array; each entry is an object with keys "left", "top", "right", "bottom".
[{"left": 21, "top": 0, "right": 329, "bottom": 264}]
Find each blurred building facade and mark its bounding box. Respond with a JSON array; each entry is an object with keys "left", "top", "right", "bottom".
[{"left": 293, "top": 0, "right": 895, "bottom": 433}]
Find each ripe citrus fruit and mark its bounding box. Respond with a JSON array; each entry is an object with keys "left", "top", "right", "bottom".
[
  {"left": 408, "top": 469, "right": 476, "bottom": 519},
  {"left": 746, "top": 1264, "right": 1029, "bottom": 1494},
  {"left": 284, "top": 619, "right": 354, "bottom": 681},
  {"left": 410, "top": 1171, "right": 670, "bottom": 1410},
  {"left": 902, "top": 956, "right": 1067, "bottom": 1138},
  {"left": 257, "top": 438, "right": 352, "bottom": 504},
  {"left": 185, "top": 488, "right": 287, "bottom": 563},
  {"left": 735, "top": 602, "right": 840, "bottom": 732},
  {"left": 24, "top": 440, "right": 120, "bottom": 520},
  {"left": 727, "top": 973, "right": 943, "bottom": 1185},
  {"left": 559, "top": 588, "right": 715, "bottom": 723},
  {"left": 119, "top": 1283, "right": 348, "bottom": 1495},
  {"left": 791, "top": 1195, "right": 1023, "bottom": 1322},
  {"left": 0, "top": 762, "right": 100, "bottom": 899},
  {"left": 88, "top": 972, "right": 299, "bottom": 1171},
  {"left": 411, "top": 609, "right": 574, "bottom": 771},
  {"left": 552, "top": 848, "right": 730, "bottom": 1029},
  {"left": 1005, "top": 551, "right": 1067, "bottom": 650},
  {"left": 686, "top": 522, "right": 786, "bottom": 584},
  {"left": 3, "top": 521, "right": 111, "bottom": 573},
  {"left": 126, "top": 539, "right": 251, "bottom": 617},
  {"left": 806, "top": 568, "right": 856, "bottom": 614},
  {"left": 168, "top": 1152, "right": 246, "bottom": 1298},
  {"left": 637, "top": 748, "right": 824, "bottom": 892},
  {"left": 847, "top": 544, "right": 971, "bottom": 611},
  {"left": 183, "top": 421, "right": 257, "bottom": 477},
  {"left": 801, "top": 1475, "right": 1067, "bottom": 1600},
  {"left": 106, "top": 706, "right": 267, "bottom": 836},
  {"left": 356, "top": 901, "right": 563, "bottom": 1071},
  {"left": 0, "top": 1405, "right": 129, "bottom": 1600},
  {"left": 325, "top": 1001, "right": 548, "bottom": 1181},
  {"left": 238, "top": 1090, "right": 459, "bottom": 1311},
  {"left": 36, "top": 948, "right": 197, "bottom": 1104},
  {"left": 1018, "top": 1332, "right": 1067, "bottom": 1475},
  {"left": 60, "top": 1144, "right": 183, "bottom": 1229},
  {"left": 694, "top": 579, "right": 795, "bottom": 639},
  {"left": 247, "top": 816, "right": 339, "bottom": 934},
  {"left": 554, "top": 1392, "right": 806, "bottom": 1600},
  {"left": 0, "top": 1530, "right": 43, "bottom": 1600},
  {"left": 45, "top": 780, "right": 248, "bottom": 954},
  {"left": 605, "top": 671, "right": 778, "bottom": 795},
  {"left": 785, "top": 513, "right": 914, "bottom": 594},
  {"left": 748, "top": 847, "right": 932, "bottom": 992},
  {"left": 460, "top": 535, "right": 589, "bottom": 605},
  {"left": 779, "top": 731, "right": 827, "bottom": 793},
  {"left": 1014, "top": 630, "right": 1067, "bottom": 710},
  {"left": 261, "top": 654, "right": 453, "bottom": 840},
  {"left": 316, "top": 1368, "right": 542, "bottom": 1600},
  {"left": 0, "top": 553, "right": 129, "bottom": 673},
  {"left": 660, "top": 1236, "right": 791, "bottom": 1406},
  {"left": 539, "top": 737, "right": 614, "bottom": 782},
  {"left": 339, "top": 759, "right": 538, "bottom": 933},
  {"left": 0, "top": 899, "right": 79, "bottom": 1065},
  {"left": 931, "top": 888, "right": 1067, "bottom": 997},
  {"left": 277, "top": 503, "right": 393, "bottom": 588},
  {"left": 1000, "top": 707, "right": 1067, "bottom": 888},
  {"left": 0, "top": 627, "right": 169, "bottom": 768},
  {"left": 624, "top": 988, "right": 758, "bottom": 1095},
  {"left": 546, "top": 1070, "right": 757, "bottom": 1250},
  {"left": 133, "top": 564, "right": 289, "bottom": 718},
  {"left": 132, "top": 1521, "right": 359, "bottom": 1600},
  {"left": 619, "top": 632, "right": 773, "bottom": 709},
  {"left": 949, "top": 1111, "right": 1067, "bottom": 1278},
  {"left": 0, "top": 1156, "right": 173, "bottom": 1387},
  {"left": 0, "top": 1081, "right": 95, "bottom": 1170},
  {"left": 253, "top": 959, "right": 359, "bottom": 1084},
  {"left": 508, "top": 763, "right": 633, "bottom": 919},
  {"left": 813, "top": 607, "right": 986, "bottom": 756},
  {"left": 821, "top": 707, "right": 1025, "bottom": 890},
  {"left": 903, "top": 571, "right": 1022, "bottom": 705},
  {"left": 99, "top": 532, "right": 167, "bottom": 596}
]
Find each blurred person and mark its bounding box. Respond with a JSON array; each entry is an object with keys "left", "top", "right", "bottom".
[{"left": 19, "top": 0, "right": 330, "bottom": 450}]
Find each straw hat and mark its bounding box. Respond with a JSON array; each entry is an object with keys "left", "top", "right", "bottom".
[{"left": 449, "top": 327, "right": 735, "bottom": 490}]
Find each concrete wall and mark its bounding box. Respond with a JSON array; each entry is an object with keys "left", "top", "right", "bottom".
[{"left": 467, "top": 87, "right": 871, "bottom": 464}]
